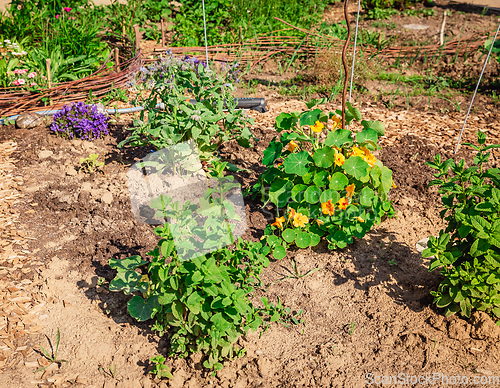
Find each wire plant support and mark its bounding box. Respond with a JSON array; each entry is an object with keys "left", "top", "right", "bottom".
[{"left": 454, "top": 21, "right": 500, "bottom": 154}]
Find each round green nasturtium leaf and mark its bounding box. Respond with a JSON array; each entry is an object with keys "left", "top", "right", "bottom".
[
  {"left": 299, "top": 109, "right": 322, "bottom": 126},
  {"left": 324, "top": 128, "right": 353, "bottom": 148},
  {"left": 333, "top": 230, "right": 348, "bottom": 249},
  {"left": 292, "top": 184, "right": 308, "bottom": 202},
  {"left": 283, "top": 151, "right": 312, "bottom": 176},
  {"left": 320, "top": 189, "right": 340, "bottom": 204},
  {"left": 282, "top": 229, "right": 296, "bottom": 243},
  {"left": 301, "top": 171, "right": 313, "bottom": 184},
  {"left": 262, "top": 141, "right": 283, "bottom": 166},
  {"left": 313, "top": 170, "right": 329, "bottom": 188},
  {"left": 309, "top": 233, "right": 321, "bottom": 247},
  {"left": 269, "top": 179, "right": 293, "bottom": 208},
  {"left": 359, "top": 186, "right": 375, "bottom": 207},
  {"left": 127, "top": 295, "right": 156, "bottom": 322},
  {"left": 304, "top": 186, "right": 321, "bottom": 204},
  {"left": 370, "top": 165, "right": 382, "bottom": 187},
  {"left": 313, "top": 146, "right": 335, "bottom": 168},
  {"left": 295, "top": 232, "right": 311, "bottom": 249},
  {"left": 356, "top": 128, "right": 379, "bottom": 150},
  {"left": 266, "top": 235, "right": 280, "bottom": 247},
  {"left": 273, "top": 245, "right": 287, "bottom": 260},
  {"left": 329, "top": 172, "right": 349, "bottom": 191},
  {"left": 343, "top": 156, "right": 370, "bottom": 181},
  {"left": 361, "top": 120, "right": 385, "bottom": 136},
  {"left": 380, "top": 166, "right": 394, "bottom": 193}
]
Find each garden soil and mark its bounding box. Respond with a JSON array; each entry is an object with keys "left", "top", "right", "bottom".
[{"left": 0, "top": 92, "right": 499, "bottom": 388}]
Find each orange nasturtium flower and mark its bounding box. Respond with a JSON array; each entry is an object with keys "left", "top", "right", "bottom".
[
  {"left": 287, "top": 140, "right": 299, "bottom": 152},
  {"left": 271, "top": 216, "right": 285, "bottom": 229},
  {"left": 321, "top": 200, "right": 335, "bottom": 216},
  {"left": 346, "top": 184, "right": 355, "bottom": 199},
  {"left": 292, "top": 212, "right": 309, "bottom": 228},
  {"left": 316, "top": 219, "right": 324, "bottom": 227},
  {"left": 338, "top": 197, "right": 348, "bottom": 210},
  {"left": 357, "top": 216, "right": 365, "bottom": 223},
  {"left": 311, "top": 120, "right": 324, "bottom": 133},
  {"left": 288, "top": 208, "right": 296, "bottom": 220},
  {"left": 334, "top": 151, "right": 345, "bottom": 166},
  {"left": 392, "top": 181, "right": 397, "bottom": 189}
]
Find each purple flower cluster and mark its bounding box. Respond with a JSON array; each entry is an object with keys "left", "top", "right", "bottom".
[{"left": 50, "top": 102, "right": 109, "bottom": 141}]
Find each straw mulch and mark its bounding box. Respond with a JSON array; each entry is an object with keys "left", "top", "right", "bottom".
[{"left": 0, "top": 141, "right": 45, "bottom": 374}]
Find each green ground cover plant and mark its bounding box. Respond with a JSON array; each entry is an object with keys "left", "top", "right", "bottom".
[
  {"left": 249, "top": 99, "right": 395, "bottom": 259},
  {"left": 424, "top": 131, "right": 500, "bottom": 325}
]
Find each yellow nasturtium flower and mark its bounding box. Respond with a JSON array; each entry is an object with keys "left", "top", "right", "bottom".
[
  {"left": 292, "top": 212, "right": 309, "bottom": 228},
  {"left": 271, "top": 216, "right": 285, "bottom": 229},
  {"left": 357, "top": 216, "right": 365, "bottom": 223},
  {"left": 351, "top": 146, "right": 365, "bottom": 157},
  {"left": 338, "top": 197, "right": 348, "bottom": 210},
  {"left": 334, "top": 151, "right": 345, "bottom": 166},
  {"left": 311, "top": 120, "right": 324, "bottom": 133}
]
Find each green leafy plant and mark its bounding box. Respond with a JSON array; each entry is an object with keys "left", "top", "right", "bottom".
[
  {"left": 149, "top": 355, "right": 173, "bottom": 379},
  {"left": 36, "top": 328, "right": 68, "bottom": 373},
  {"left": 109, "top": 166, "right": 279, "bottom": 370},
  {"left": 99, "top": 364, "right": 117, "bottom": 378},
  {"left": 80, "top": 153, "right": 105, "bottom": 173},
  {"left": 249, "top": 99, "right": 395, "bottom": 259},
  {"left": 424, "top": 131, "right": 500, "bottom": 325},
  {"left": 120, "top": 53, "right": 254, "bottom": 162}
]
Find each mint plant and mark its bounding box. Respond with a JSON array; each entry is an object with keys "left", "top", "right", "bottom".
[
  {"left": 424, "top": 131, "right": 500, "bottom": 324},
  {"left": 109, "top": 167, "right": 274, "bottom": 370},
  {"left": 149, "top": 355, "right": 173, "bottom": 379},
  {"left": 109, "top": 230, "right": 270, "bottom": 370},
  {"left": 120, "top": 52, "right": 254, "bottom": 161},
  {"left": 80, "top": 152, "right": 104, "bottom": 173},
  {"left": 249, "top": 99, "right": 395, "bottom": 259}
]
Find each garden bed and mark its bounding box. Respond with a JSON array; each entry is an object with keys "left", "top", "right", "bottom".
[{"left": 0, "top": 94, "right": 499, "bottom": 387}]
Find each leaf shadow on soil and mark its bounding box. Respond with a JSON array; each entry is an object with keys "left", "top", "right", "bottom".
[{"left": 331, "top": 227, "right": 441, "bottom": 314}]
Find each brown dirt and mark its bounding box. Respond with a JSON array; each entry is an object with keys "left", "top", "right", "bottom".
[{"left": 0, "top": 91, "right": 499, "bottom": 388}]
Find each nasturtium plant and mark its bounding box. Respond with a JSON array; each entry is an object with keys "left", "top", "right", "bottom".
[
  {"left": 249, "top": 99, "right": 395, "bottom": 259},
  {"left": 424, "top": 131, "right": 500, "bottom": 325}
]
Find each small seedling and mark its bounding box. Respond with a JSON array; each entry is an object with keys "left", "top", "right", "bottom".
[
  {"left": 150, "top": 355, "right": 173, "bottom": 379},
  {"left": 97, "top": 277, "right": 106, "bottom": 287},
  {"left": 36, "top": 328, "right": 68, "bottom": 373},
  {"left": 388, "top": 259, "right": 397, "bottom": 266},
  {"left": 80, "top": 152, "right": 105, "bottom": 173},
  {"left": 348, "top": 322, "right": 356, "bottom": 336},
  {"left": 99, "top": 364, "right": 117, "bottom": 378},
  {"left": 1, "top": 116, "right": 15, "bottom": 125}
]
